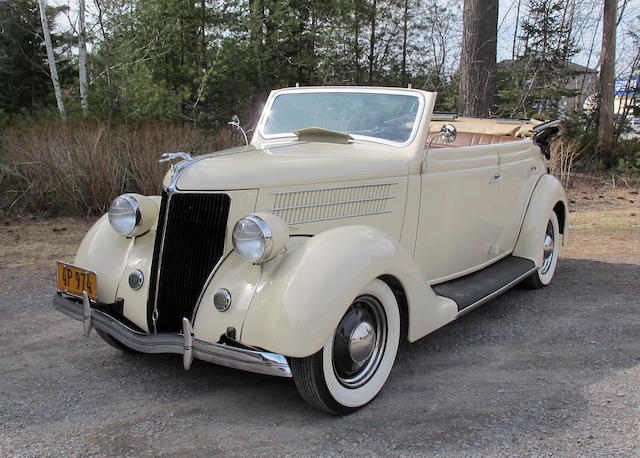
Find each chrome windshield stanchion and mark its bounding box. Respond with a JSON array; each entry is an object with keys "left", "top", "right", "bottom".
[
  {"left": 183, "top": 318, "right": 194, "bottom": 371},
  {"left": 82, "top": 291, "right": 92, "bottom": 337}
]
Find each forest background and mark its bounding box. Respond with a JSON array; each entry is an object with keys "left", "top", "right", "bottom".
[{"left": 1, "top": 0, "right": 639, "bottom": 215}]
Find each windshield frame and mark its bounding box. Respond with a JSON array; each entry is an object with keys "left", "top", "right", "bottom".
[{"left": 257, "top": 87, "right": 426, "bottom": 148}]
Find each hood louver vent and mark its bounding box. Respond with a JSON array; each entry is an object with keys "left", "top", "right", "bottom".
[{"left": 269, "top": 183, "right": 396, "bottom": 225}]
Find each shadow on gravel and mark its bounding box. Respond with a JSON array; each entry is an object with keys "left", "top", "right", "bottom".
[{"left": 1, "top": 258, "right": 639, "bottom": 454}]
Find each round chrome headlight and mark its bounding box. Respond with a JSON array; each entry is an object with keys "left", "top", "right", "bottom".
[
  {"left": 108, "top": 193, "right": 157, "bottom": 237},
  {"left": 232, "top": 213, "right": 288, "bottom": 263},
  {"left": 108, "top": 194, "right": 140, "bottom": 236}
]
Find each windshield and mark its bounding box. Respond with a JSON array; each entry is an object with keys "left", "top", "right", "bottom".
[{"left": 262, "top": 91, "right": 422, "bottom": 144}]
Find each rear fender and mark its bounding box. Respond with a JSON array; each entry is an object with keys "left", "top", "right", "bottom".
[
  {"left": 513, "top": 174, "right": 568, "bottom": 266},
  {"left": 240, "top": 225, "right": 457, "bottom": 358}
]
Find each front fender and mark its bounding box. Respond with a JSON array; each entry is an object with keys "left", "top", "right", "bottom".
[
  {"left": 513, "top": 174, "right": 568, "bottom": 266},
  {"left": 74, "top": 214, "right": 132, "bottom": 303},
  {"left": 73, "top": 196, "right": 161, "bottom": 332},
  {"left": 240, "top": 225, "right": 457, "bottom": 358}
]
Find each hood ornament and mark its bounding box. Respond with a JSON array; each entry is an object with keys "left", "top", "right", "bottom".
[
  {"left": 159, "top": 152, "right": 193, "bottom": 180},
  {"left": 159, "top": 152, "right": 192, "bottom": 163}
]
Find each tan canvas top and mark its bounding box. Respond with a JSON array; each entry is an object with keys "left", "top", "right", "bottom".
[{"left": 429, "top": 117, "right": 543, "bottom": 138}]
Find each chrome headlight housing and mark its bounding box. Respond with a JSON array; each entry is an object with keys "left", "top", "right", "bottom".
[
  {"left": 108, "top": 193, "right": 157, "bottom": 237},
  {"left": 232, "top": 213, "right": 289, "bottom": 263}
]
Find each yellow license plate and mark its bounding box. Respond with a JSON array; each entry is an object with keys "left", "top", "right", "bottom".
[{"left": 57, "top": 262, "right": 97, "bottom": 302}]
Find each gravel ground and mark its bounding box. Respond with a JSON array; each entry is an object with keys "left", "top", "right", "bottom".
[{"left": 1, "top": 253, "right": 639, "bottom": 456}]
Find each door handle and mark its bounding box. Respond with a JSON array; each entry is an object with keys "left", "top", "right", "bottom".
[
  {"left": 529, "top": 165, "right": 538, "bottom": 175},
  {"left": 489, "top": 173, "right": 502, "bottom": 183}
]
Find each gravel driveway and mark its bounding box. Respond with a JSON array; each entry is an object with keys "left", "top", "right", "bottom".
[{"left": 1, "top": 254, "right": 638, "bottom": 456}]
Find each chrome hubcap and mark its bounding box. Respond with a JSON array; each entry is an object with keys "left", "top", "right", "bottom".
[
  {"left": 348, "top": 322, "right": 375, "bottom": 363},
  {"left": 332, "top": 295, "right": 387, "bottom": 388},
  {"left": 541, "top": 221, "right": 554, "bottom": 275}
]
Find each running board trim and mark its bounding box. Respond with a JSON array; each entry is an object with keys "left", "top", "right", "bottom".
[{"left": 454, "top": 266, "right": 537, "bottom": 318}]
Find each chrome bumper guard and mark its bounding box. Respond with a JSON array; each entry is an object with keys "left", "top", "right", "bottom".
[{"left": 52, "top": 293, "right": 292, "bottom": 378}]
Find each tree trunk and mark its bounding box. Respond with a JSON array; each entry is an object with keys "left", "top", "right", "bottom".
[
  {"left": 598, "top": 0, "right": 617, "bottom": 161},
  {"left": 78, "top": 0, "right": 89, "bottom": 116},
  {"left": 354, "top": 0, "right": 361, "bottom": 85},
  {"left": 248, "top": 0, "right": 265, "bottom": 87},
  {"left": 562, "top": 0, "right": 576, "bottom": 61},
  {"left": 401, "top": 0, "right": 408, "bottom": 87},
  {"left": 368, "top": 0, "right": 376, "bottom": 84},
  {"left": 459, "top": 0, "right": 498, "bottom": 118},
  {"left": 512, "top": 0, "right": 521, "bottom": 60},
  {"left": 95, "top": 0, "right": 114, "bottom": 125},
  {"left": 38, "top": 0, "right": 66, "bottom": 121},
  {"left": 200, "top": 0, "right": 207, "bottom": 68},
  {"left": 310, "top": 9, "right": 317, "bottom": 84}
]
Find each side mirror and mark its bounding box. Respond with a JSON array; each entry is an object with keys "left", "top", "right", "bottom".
[
  {"left": 422, "top": 123, "right": 458, "bottom": 173},
  {"left": 440, "top": 123, "right": 457, "bottom": 143}
]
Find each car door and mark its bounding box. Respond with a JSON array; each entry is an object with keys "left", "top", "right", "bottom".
[
  {"left": 415, "top": 144, "right": 503, "bottom": 283},
  {"left": 494, "top": 140, "right": 545, "bottom": 252}
]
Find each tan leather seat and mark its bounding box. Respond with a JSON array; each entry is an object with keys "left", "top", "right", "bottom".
[{"left": 426, "top": 132, "right": 523, "bottom": 147}]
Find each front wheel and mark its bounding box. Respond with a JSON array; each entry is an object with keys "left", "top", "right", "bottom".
[
  {"left": 523, "top": 211, "right": 560, "bottom": 289},
  {"left": 291, "top": 279, "right": 400, "bottom": 415}
]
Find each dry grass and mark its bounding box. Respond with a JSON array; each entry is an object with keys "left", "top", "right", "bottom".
[
  {"left": 0, "top": 122, "right": 234, "bottom": 216},
  {"left": 559, "top": 178, "right": 640, "bottom": 264},
  {"left": 549, "top": 136, "right": 579, "bottom": 189},
  {"left": 0, "top": 216, "right": 96, "bottom": 276},
  {"left": 560, "top": 209, "right": 640, "bottom": 264}
]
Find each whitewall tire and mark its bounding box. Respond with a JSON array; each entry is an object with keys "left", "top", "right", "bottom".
[
  {"left": 291, "top": 279, "right": 400, "bottom": 415},
  {"left": 524, "top": 211, "right": 560, "bottom": 289}
]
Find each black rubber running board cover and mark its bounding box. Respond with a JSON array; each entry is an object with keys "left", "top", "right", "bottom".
[{"left": 432, "top": 255, "right": 535, "bottom": 312}]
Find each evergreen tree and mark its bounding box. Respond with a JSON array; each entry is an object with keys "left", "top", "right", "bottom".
[
  {"left": 498, "top": 0, "right": 579, "bottom": 118},
  {"left": 0, "top": 0, "right": 54, "bottom": 117}
]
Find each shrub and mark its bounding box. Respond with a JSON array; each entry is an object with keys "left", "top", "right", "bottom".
[
  {"left": 613, "top": 138, "right": 640, "bottom": 177},
  {"left": 0, "top": 121, "right": 235, "bottom": 215},
  {"left": 549, "top": 135, "right": 579, "bottom": 189}
]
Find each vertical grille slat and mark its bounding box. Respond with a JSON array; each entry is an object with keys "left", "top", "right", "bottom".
[{"left": 147, "top": 192, "right": 230, "bottom": 333}]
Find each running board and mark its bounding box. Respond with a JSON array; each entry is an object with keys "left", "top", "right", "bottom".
[{"left": 432, "top": 256, "right": 536, "bottom": 316}]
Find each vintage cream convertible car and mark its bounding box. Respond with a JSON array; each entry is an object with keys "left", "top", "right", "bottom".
[{"left": 54, "top": 87, "right": 567, "bottom": 414}]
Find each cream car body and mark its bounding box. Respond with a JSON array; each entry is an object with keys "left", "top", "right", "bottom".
[{"left": 54, "top": 87, "right": 567, "bottom": 414}]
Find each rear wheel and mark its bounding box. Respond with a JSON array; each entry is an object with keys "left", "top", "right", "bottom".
[
  {"left": 291, "top": 279, "right": 400, "bottom": 415},
  {"left": 523, "top": 211, "right": 560, "bottom": 289}
]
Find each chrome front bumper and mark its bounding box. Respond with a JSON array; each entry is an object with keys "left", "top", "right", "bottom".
[{"left": 52, "top": 293, "right": 292, "bottom": 378}]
